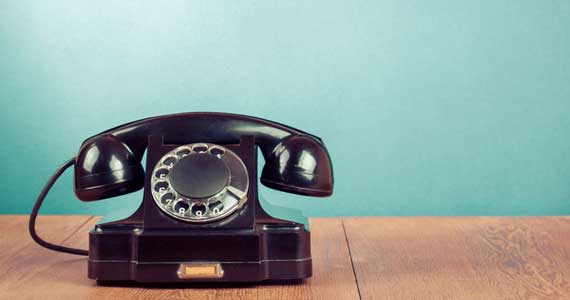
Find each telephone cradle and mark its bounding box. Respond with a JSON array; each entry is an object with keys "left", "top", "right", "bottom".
[{"left": 30, "top": 113, "right": 333, "bottom": 283}]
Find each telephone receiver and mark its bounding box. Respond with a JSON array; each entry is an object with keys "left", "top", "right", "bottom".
[
  {"left": 30, "top": 112, "right": 334, "bottom": 282},
  {"left": 74, "top": 112, "right": 333, "bottom": 201}
]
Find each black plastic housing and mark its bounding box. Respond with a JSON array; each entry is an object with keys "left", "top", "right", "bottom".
[{"left": 88, "top": 135, "right": 312, "bottom": 283}]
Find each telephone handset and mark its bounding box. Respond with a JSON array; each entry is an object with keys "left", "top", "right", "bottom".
[{"left": 30, "top": 112, "right": 333, "bottom": 283}]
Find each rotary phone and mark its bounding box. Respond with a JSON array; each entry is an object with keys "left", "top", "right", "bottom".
[{"left": 29, "top": 112, "right": 334, "bottom": 283}]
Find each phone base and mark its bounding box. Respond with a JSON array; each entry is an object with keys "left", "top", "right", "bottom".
[
  {"left": 88, "top": 135, "right": 313, "bottom": 283},
  {"left": 88, "top": 223, "right": 312, "bottom": 283}
]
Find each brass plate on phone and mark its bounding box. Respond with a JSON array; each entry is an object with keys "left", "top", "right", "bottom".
[{"left": 177, "top": 263, "right": 224, "bottom": 279}]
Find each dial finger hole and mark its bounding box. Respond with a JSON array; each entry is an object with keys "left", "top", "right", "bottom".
[
  {"left": 191, "top": 203, "right": 207, "bottom": 217},
  {"left": 163, "top": 156, "right": 177, "bottom": 166},
  {"left": 161, "top": 193, "right": 175, "bottom": 206},
  {"left": 154, "top": 181, "right": 169, "bottom": 192},
  {"left": 174, "top": 201, "right": 190, "bottom": 216},
  {"left": 176, "top": 148, "right": 191, "bottom": 156},
  {"left": 208, "top": 201, "right": 224, "bottom": 215},
  {"left": 192, "top": 145, "right": 208, "bottom": 153},
  {"left": 209, "top": 147, "right": 225, "bottom": 157},
  {"left": 155, "top": 168, "right": 169, "bottom": 179}
]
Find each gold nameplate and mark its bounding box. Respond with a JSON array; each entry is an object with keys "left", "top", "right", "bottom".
[{"left": 177, "top": 263, "right": 224, "bottom": 279}]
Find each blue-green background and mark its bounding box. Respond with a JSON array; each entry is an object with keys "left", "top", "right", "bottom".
[{"left": 1, "top": 1, "right": 569, "bottom": 217}]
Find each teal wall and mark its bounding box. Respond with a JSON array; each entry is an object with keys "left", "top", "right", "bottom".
[{"left": 1, "top": 1, "right": 569, "bottom": 217}]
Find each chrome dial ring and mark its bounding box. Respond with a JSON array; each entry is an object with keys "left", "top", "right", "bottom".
[{"left": 150, "top": 143, "right": 249, "bottom": 223}]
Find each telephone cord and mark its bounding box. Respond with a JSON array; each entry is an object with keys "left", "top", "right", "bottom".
[{"left": 28, "top": 158, "right": 89, "bottom": 256}]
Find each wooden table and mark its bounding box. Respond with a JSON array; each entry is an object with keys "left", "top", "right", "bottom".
[{"left": 1, "top": 216, "right": 570, "bottom": 300}]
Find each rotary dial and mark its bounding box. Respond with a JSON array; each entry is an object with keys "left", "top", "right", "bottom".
[{"left": 150, "top": 143, "right": 249, "bottom": 223}]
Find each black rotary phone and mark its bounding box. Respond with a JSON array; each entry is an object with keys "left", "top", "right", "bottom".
[{"left": 30, "top": 112, "right": 333, "bottom": 283}]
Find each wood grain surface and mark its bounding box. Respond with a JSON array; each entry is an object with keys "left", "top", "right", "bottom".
[
  {"left": 343, "top": 217, "right": 570, "bottom": 300},
  {"left": 1, "top": 216, "right": 569, "bottom": 300},
  {"left": 0, "top": 216, "right": 359, "bottom": 300}
]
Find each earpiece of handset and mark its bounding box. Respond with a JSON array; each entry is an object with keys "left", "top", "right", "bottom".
[
  {"left": 74, "top": 135, "right": 145, "bottom": 201},
  {"left": 260, "top": 135, "right": 334, "bottom": 197}
]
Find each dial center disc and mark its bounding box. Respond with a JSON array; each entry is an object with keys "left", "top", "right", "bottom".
[{"left": 169, "top": 154, "right": 229, "bottom": 199}]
